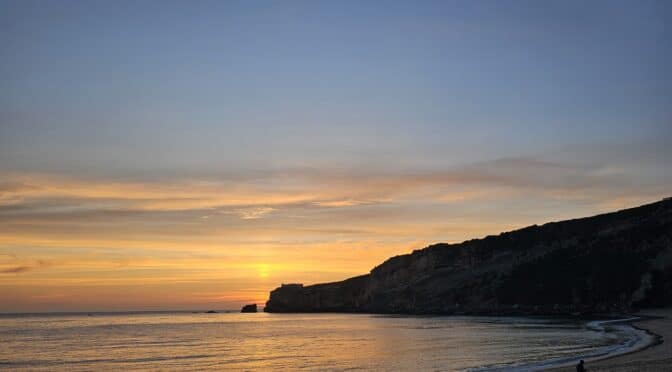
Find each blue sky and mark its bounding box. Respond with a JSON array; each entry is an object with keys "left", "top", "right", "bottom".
[
  {"left": 0, "top": 0, "right": 670, "bottom": 311},
  {"left": 2, "top": 0, "right": 670, "bottom": 174}
]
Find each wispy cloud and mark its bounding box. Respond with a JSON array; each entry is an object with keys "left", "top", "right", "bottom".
[
  {"left": 1, "top": 265, "right": 32, "bottom": 274},
  {"left": 228, "top": 207, "right": 276, "bottom": 220},
  {"left": 0, "top": 145, "right": 670, "bottom": 310},
  {"left": 313, "top": 200, "right": 373, "bottom": 208},
  {"left": 0, "top": 259, "right": 52, "bottom": 274},
  {"left": 0, "top": 151, "right": 669, "bottom": 223}
]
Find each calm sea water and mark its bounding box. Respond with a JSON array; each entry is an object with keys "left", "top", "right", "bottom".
[{"left": 0, "top": 312, "right": 649, "bottom": 371}]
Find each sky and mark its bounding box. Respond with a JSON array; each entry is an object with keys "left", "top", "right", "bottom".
[{"left": 1, "top": 0, "right": 670, "bottom": 312}]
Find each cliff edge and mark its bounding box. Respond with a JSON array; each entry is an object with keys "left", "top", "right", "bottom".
[{"left": 265, "top": 198, "right": 672, "bottom": 315}]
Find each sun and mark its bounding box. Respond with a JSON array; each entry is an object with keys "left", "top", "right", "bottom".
[{"left": 258, "top": 263, "right": 270, "bottom": 278}]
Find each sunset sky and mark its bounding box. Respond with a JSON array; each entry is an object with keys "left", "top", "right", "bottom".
[{"left": 1, "top": 0, "right": 671, "bottom": 312}]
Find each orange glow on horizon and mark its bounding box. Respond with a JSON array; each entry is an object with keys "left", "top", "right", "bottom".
[{"left": 1, "top": 171, "right": 667, "bottom": 312}]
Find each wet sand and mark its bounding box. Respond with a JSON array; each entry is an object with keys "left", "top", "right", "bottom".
[{"left": 551, "top": 308, "right": 672, "bottom": 372}]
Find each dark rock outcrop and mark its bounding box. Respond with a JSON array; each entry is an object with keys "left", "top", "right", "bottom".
[
  {"left": 241, "top": 304, "right": 257, "bottom": 313},
  {"left": 265, "top": 198, "right": 672, "bottom": 315}
]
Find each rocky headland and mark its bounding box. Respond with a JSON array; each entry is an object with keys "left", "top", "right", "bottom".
[
  {"left": 241, "top": 304, "right": 257, "bottom": 313},
  {"left": 265, "top": 198, "right": 672, "bottom": 315}
]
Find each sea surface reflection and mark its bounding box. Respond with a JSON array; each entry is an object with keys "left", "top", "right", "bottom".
[{"left": 0, "top": 312, "right": 635, "bottom": 371}]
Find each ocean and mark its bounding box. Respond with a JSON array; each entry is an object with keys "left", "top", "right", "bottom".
[{"left": 0, "top": 312, "right": 652, "bottom": 371}]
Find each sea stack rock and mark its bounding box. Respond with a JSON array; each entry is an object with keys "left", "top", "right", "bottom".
[{"left": 241, "top": 304, "right": 257, "bottom": 313}]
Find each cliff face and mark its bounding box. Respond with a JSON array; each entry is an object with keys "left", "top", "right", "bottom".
[
  {"left": 266, "top": 276, "right": 369, "bottom": 312},
  {"left": 264, "top": 198, "right": 672, "bottom": 315}
]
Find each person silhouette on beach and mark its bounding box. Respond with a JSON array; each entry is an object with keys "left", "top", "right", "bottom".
[{"left": 576, "top": 359, "right": 586, "bottom": 372}]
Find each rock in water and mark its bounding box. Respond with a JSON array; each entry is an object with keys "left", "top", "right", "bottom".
[{"left": 241, "top": 304, "right": 257, "bottom": 313}]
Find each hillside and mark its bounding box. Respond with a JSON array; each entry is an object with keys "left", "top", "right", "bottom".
[{"left": 265, "top": 198, "right": 672, "bottom": 315}]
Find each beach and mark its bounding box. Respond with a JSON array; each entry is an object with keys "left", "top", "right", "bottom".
[{"left": 552, "top": 308, "right": 672, "bottom": 372}]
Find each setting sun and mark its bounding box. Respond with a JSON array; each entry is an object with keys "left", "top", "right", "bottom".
[{"left": 258, "top": 263, "right": 271, "bottom": 278}]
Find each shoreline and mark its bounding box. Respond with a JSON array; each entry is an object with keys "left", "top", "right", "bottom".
[
  {"left": 547, "top": 308, "right": 671, "bottom": 372},
  {"left": 482, "top": 316, "right": 661, "bottom": 371}
]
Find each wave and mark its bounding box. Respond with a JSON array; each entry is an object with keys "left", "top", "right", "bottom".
[{"left": 469, "top": 317, "right": 657, "bottom": 371}]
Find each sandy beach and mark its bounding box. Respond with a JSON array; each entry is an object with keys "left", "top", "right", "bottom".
[{"left": 551, "top": 308, "right": 672, "bottom": 372}]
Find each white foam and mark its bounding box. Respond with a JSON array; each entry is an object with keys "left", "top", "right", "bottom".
[{"left": 470, "top": 317, "right": 656, "bottom": 371}]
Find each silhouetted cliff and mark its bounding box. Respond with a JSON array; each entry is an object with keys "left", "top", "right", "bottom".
[
  {"left": 265, "top": 198, "right": 672, "bottom": 315},
  {"left": 241, "top": 304, "right": 257, "bottom": 313}
]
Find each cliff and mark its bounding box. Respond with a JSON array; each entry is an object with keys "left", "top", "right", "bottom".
[{"left": 265, "top": 198, "right": 672, "bottom": 315}]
